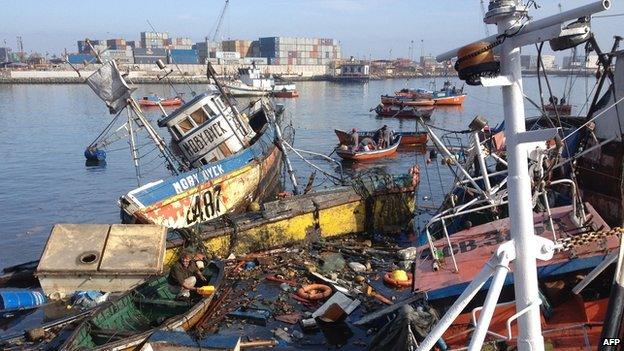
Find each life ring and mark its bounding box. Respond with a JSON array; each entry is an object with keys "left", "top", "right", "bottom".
[
  {"left": 297, "top": 284, "right": 332, "bottom": 300},
  {"left": 383, "top": 272, "right": 413, "bottom": 288}
]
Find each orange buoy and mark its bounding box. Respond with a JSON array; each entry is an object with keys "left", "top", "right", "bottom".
[
  {"left": 297, "top": 284, "right": 332, "bottom": 300},
  {"left": 383, "top": 271, "right": 414, "bottom": 288}
]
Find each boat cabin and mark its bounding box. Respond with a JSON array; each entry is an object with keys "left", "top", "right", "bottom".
[
  {"left": 238, "top": 67, "right": 274, "bottom": 90},
  {"left": 158, "top": 93, "right": 256, "bottom": 168}
]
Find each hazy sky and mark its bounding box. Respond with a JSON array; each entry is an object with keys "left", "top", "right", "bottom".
[{"left": 1, "top": 0, "right": 622, "bottom": 59}]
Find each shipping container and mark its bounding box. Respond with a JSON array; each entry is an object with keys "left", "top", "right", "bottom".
[
  {"left": 134, "top": 47, "right": 167, "bottom": 56},
  {"left": 67, "top": 54, "right": 97, "bottom": 64},
  {"left": 169, "top": 49, "right": 199, "bottom": 64}
]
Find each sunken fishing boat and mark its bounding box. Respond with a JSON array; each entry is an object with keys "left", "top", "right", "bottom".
[{"left": 81, "top": 44, "right": 287, "bottom": 229}]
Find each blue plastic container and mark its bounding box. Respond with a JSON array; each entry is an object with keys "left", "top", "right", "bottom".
[
  {"left": 0, "top": 289, "right": 46, "bottom": 311},
  {"left": 84, "top": 147, "right": 107, "bottom": 161}
]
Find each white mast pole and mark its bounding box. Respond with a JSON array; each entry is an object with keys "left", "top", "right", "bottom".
[{"left": 492, "top": 3, "right": 545, "bottom": 349}]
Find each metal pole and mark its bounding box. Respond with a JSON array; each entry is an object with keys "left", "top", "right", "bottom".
[
  {"left": 127, "top": 109, "right": 141, "bottom": 186},
  {"left": 599, "top": 234, "right": 624, "bottom": 350},
  {"left": 416, "top": 255, "right": 498, "bottom": 351},
  {"left": 468, "top": 257, "right": 511, "bottom": 351},
  {"left": 494, "top": 4, "right": 544, "bottom": 350},
  {"left": 472, "top": 131, "right": 492, "bottom": 196},
  {"left": 419, "top": 120, "right": 486, "bottom": 196}
]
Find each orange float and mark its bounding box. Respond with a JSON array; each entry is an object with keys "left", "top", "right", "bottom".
[
  {"left": 297, "top": 284, "right": 332, "bottom": 300},
  {"left": 383, "top": 272, "right": 413, "bottom": 288}
]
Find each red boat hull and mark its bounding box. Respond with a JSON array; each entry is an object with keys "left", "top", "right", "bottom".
[
  {"left": 273, "top": 90, "right": 299, "bottom": 98},
  {"left": 138, "top": 97, "right": 183, "bottom": 107},
  {"left": 335, "top": 136, "right": 401, "bottom": 161}
]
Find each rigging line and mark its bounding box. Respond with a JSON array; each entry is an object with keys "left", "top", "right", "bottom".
[
  {"left": 593, "top": 13, "right": 624, "bottom": 18},
  {"left": 88, "top": 109, "right": 124, "bottom": 147},
  {"left": 576, "top": 79, "right": 599, "bottom": 116},
  {"left": 562, "top": 95, "right": 624, "bottom": 142}
]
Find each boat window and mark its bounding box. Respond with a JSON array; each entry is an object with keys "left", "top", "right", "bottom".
[
  {"left": 190, "top": 108, "right": 209, "bottom": 125},
  {"left": 202, "top": 104, "right": 218, "bottom": 118},
  {"left": 177, "top": 118, "right": 194, "bottom": 134}
]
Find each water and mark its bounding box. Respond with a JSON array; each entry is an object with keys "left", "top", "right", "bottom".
[{"left": 0, "top": 76, "right": 594, "bottom": 269}]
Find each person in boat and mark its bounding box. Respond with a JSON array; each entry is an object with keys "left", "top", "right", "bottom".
[
  {"left": 374, "top": 126, "right": 385, "bottom": 148},
  {"left": 167, "top": 252, "right": 207, "bottom": 299},
  {"left": 382, "top": 126, "right": 393, "bottom": 149},
  {"left": 560, "top": 96, "right": 566, "bottom": 105},
  {"left": 349, "top": 128, "right": 359, "bottom": 151},
  {"left": 549, "top": 95, "right": 559, "bottom": 105}
]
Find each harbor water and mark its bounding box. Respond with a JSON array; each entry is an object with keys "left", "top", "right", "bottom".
[{"left": 0, "top": 76, "right": 593, "bottom": 270}]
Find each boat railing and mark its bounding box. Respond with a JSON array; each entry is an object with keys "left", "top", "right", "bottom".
[{"left": 424, "top": 174, "right": 585, "bottom": 273}]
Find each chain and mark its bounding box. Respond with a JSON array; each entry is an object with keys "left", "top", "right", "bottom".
[
  {"left": 453, "top": 38, "right": 505, "bottom": 71},
  {"left": 559, "top": 226, "right": 624, "bottom": 251}
]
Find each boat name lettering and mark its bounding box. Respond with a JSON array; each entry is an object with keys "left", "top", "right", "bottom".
[
  {"left": 172, "top": 165, "right": 225, "bottom": 194},
  {"left": 420, "top": 230, "right": 512, "bottom": 260},
  {"left": 181, "top": 121, "right": 229, "bottom": 155},
  {"left": 186, "top": 186, "right": 222, "bottom": 225}
]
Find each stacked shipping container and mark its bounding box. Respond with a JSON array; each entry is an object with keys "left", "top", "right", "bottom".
[{"left": 259, "top": 37, "right": 340, "bottom": 65}]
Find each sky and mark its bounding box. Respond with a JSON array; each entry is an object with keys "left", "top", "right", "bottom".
[{"left": 1, "top": 0, "right": 623, "bottom": 60}]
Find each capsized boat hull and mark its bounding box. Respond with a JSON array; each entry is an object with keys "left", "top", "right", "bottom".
[
  {"left": 334, "top": 129, "right": 428, "bottom": 146},
  {"left": 120, "top": 121, "right": 282, "bottom": 229},
  {"left": 163, "top": 174, "right": 416, "bottom": 264}
]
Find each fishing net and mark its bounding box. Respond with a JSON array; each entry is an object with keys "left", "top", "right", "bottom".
[{"left": 349, "top": 168, "right": 414, "bottom": 233}]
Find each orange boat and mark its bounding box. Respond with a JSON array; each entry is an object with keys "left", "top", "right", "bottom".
[
  {"left": 335, "top": 135, "right": 401, "bottom": 161},
  {"left": 544, "top": 103, "right": 572, "bottom": 115},
  {"left": 334, "top": 129, "right": 427, "bottom": 146},
  {"left": 432, "top": 94, "right": 467, "bottom": 106},
  {"left": 444, "top": 297, "right": 608, "bottom": 350},
  {"left": 138, "top": 94, "right": 184, "bottom": 107}
]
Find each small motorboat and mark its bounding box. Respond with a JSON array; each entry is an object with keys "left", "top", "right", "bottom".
[
  {"left": 395, "top": 80, "right": 467, "bottom": 106},
  {"left": 374, "top": 105, "right": 435, "bottom": 118},
  {"left": 336, "top": 135, "right": 402, "bottom": 161},
  {"left": 544, "top": 103, "right": 572, "bottom": 115},
  {"left": 380, "top": 95, "right": 435, "bottom": 106},
  {"left": 334, "top": 129, "right": 428, "bottom": 146},
  {"left": 60, "top": 261, "right": 224, "bottom": 351},
  {"left": 273, "top": 89, "right": 299, "bottom": 98},
  {"left": 138, "top": 94, "right": 184, "bottom": 107}
]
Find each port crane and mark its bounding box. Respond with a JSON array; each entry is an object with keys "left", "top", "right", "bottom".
[{"left": 210, "top": 0, "right": 230, "bottom": 42}]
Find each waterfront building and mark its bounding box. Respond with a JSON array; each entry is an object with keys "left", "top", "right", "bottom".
[
  {"left": 563, "top": 54, "right": 599, "bottom": 69},
  {"left": 520, "top": 54, "right": 555, "bottom": 70},
  {"left": 258, "top": 37, "right": 341, "bottom": 65}
]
